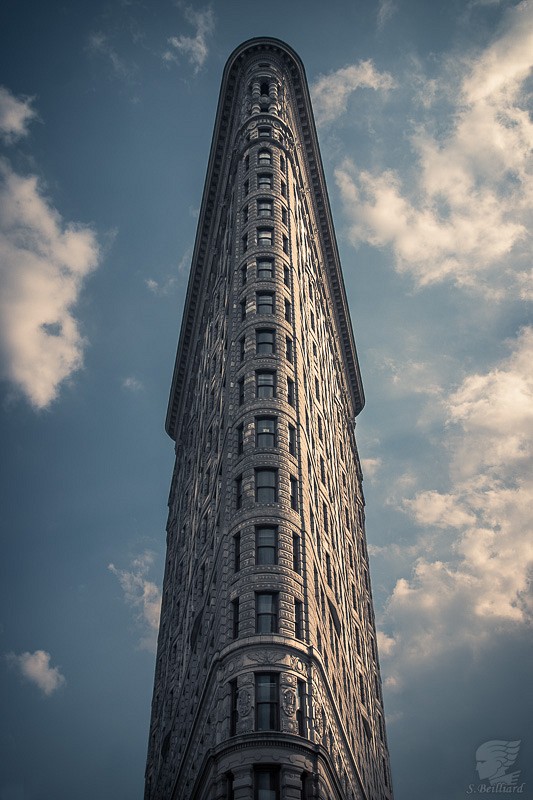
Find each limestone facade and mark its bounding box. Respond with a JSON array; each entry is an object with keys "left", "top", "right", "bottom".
[{"left": 145, "top": 37, "right": 393, "bottom": 800}]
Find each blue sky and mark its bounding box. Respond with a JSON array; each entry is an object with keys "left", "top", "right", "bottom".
[{"left": 1, "top": 1, "right": 532, "bottom": 798}]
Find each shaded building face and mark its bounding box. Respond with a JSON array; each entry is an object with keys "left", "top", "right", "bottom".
[{"left": 145, "top": 37, "right": 393, "bottom": 800}]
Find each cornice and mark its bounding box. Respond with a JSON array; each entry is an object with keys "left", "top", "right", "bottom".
[{"left": 166, "top": 37, "right": 365, "bottom": 440}]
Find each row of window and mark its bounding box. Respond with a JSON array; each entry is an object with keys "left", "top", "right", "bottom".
[
  {"left": 230, "top": 593, "right": 303, "bottom": 639},
  {"left": 236, "top": 417, "right": 296, "bottom": 456},
  {"left": 243, "top": 174, "right": 287, "bottom": 198},
  {"left": 232, "top": 527, "right": 301, "bottom": 572},
  {"left": 238, "top": 330, "right": 293, "bottom": 364},
  {"left": 243, "top": 199, "right": 288, "bottom": 225},
  {"left": 238, "top": 371, "right": 294, "bottom": 404},
  {"left": 226, "top": 765, "right": 307, "bottom": 800},
  {"left": 235, "top": 470, "right": 298, "bottom": 509},
  {"left": 240, "top": 292, "right": 291, "bottom": 319},
  {"left": 229, "top": 674, "right": 305, "bottom": 735},
  {"left": 242, "top": 228, "right": 289, "bottom": 254},
  {"left": 244, "top": 147, "right": 285, "bottom": 172},
  {"left": 241, "top": 258, "right": 291, "bottom": 286}
]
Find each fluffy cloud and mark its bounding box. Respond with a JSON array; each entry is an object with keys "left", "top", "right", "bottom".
[
  {"left": 0, "top": 86, "right": 36, "bottom": 144},
  {"left": 164, "top": 4, "right": 214, "bottom": 73},
  {"left": 382, "top": 327, "right": 533, "bottom": 682},
  {"left": 108, "top": 551, "right": 161, "bottom": 652},
  {"left": 6, "top": 650, "right": 66, "bottom": 696},
  {"left": 311, "top": 60, "right": 395, "bottom": 125},
  {"left": 335, "top": 1, "right": 533, "bottom": 294},
  {"left": 0, "top": 162, "right": 101, "bottom": 409}
]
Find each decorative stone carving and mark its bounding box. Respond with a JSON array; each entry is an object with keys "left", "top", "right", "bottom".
[
  {"left": 282, "top": 687, "right": 296, "bottom": 717},
  {"left": 237, "top": 688, "right": 251, "bottom": 718}
]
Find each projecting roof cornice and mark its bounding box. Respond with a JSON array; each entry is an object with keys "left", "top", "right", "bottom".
[{"left": 166, "top": 37, "right": 365, "bottom": 440}]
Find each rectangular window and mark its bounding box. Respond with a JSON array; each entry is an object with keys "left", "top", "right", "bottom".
[
  {"left": 257, "top": 199, "right": 273, "bottom": 217},
  {"left": 238, "top": 377, "right": 244, "bottom": 406},
  {"left": 235, "top": 475, "right": 243, "bottom": 509},
  {"left": 244, "top": 179, "right": 249, "bottom": 196},
  {"left": 290, "top": 476, "right": 299, "bottom": 511},
  {"left": 284, "top": 299, "right": 291, "bottom": 322},
  {"left": 288, "top": 424, "right": 296, "bottom": 456},
  {"left": 317, "top": 415, "right": 323, "bottom": 440},
  {"left": 229, "top": 680, "right": 238, "bottom": 736},
  {"left": 256, "top": 593, "right": 278, "bottom": 634},
  {"left": 256, "top": 417, "right": 276, "bottom": 448},
  {"left": 295, "top": 599, "right": 304, "bottom": 640},
  {"left": 243, "top": 204, "right": 249, "bottom": 224},
  {"left": 258, "top": 126, "right": 271, "bottom": 138},
  {"left": 292, "top": 532, "right": 301, "bottom": 572},
  {"left": 279, "top": 154, "right": 285, "bottom": 171},
  {"left": 315, "top": 376, "right": 320, "bottom": 400},
  {"left": 284, "top": 265, "right": 290, "bottom": 286},
  {"left": 242, "top": 234, "right": 248, "bottom": 253},
  {"left": 256, "top": 370, "right": 276, "bottom": 399},
  {"left": 255, "top": 468, "right": 277, "bottom": 503},
  {"left": 241, "top": 264, "right": 247, "bottom": 285},
  {"left": 255, "top": 674, "right": 279, "bottom": 730},
  {"left": 233, "top": 532, "right": 241, "bottom": 572},
  {"left": 239, "top": 336, "right": 245, "bottom": 362},
  {"left": 258, "top": 173, "right": 272, "bottom": 190},
  {"left": 254, "top": 767, "right": 280, "bottom": 800},
  {"left": 326, "top": 553, "right": 332, "bottom": 586},
  {"left": 257, "top": 258, "right": 274, "bottom": 279},
  {"left": 281, "top": 180, "right": 287, "bottom": 197},
  {"left": 231, "top": 598, "right": 239, "bottom": 638},
  {"left": 256, "top": 292, "right": 274, "bottom": 315},
  {"left": 285, "top": 336, "right": 293, "bottom": 362},
  {"left": 296, "top": 679, "right": 306, "bottom": 735},
  {"left": 256, "top": 526, "right": 277, "bottom": 565},
  {"left": 237, "top": 423, "right": 244, "bottom": 455},
  {"left": 240, "top": 299, "right": 247, "bottom": 321},
  {"left": 244, "top": 154, "right": 249, "bottom": 171},
  {"left": 281, "top": 206, "right": 288, "bottom": 226},
  {"left": 258, "top": 227, "right": 273, "bottom": 247},
  {"left": 287, "top": 377, "right": 295, "bottom": 406},
  {"left": 282, "top": 235, "right": 289, "bottom": 254},
  {"left": 256, "top": 329, "right": 275, "bottom": 355},
  {"left": 258, "top": 149, "right": 271, "bottom": 166}
]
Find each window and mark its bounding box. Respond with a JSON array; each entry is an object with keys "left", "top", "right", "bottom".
[
  {"left": 260, "top": 81, "right": 269, "bottom": 96},
  {"left": 256, "top": 593, "right": 278, "bottom": 634},
  {"left": 242, "top": 234, "right": 248, "bottom": 253},
  {"left": 290, "top": 476, "right": 299, "bottom": 510},
  {"left": 258, "top": 149, "right": 271, "bottom": 166},
  {"left": 244, "top": 154, "right": 249, "bottom": 171},
  {"left": 235, "top": 476, "right": 243, "bottom": 509},
  {"left": 237, "top": 423, "right": 244, "bottom": 455},
  {"left": 326, "top": 553, "right": 332, "bottom": 586},
  {"left": 258, "top": 126, "right": 271, "bottom": 138},
  {"left": 256, "top": 525, "right": 278, "bottom": 565},
  {"left": 287, "top": 377, "right": 295, "bottom": 406},
  {"left": 279, "top": 154, "right": 285, "bottom": 171},
  {"left": 244, "top": 179, "right": 249, "bottom": 196},
  {"left": 281, "top": 180, "right": 287, "bottom": 197},
  {"left": 281, "top": 207, "right": 288, "bottom": 226},
  {"left": 283, "top": 235, "right": 289, "bottom": 254},
  {"left": 285, "top": 336, "right": 293, "bottom": 362},
  {"left": 288, "top": 424, "right": 296, "bottom": 456},
  {"left": 257, "top": 227, "right": 273, "bottom": 247},
  {"left": 256, "top": 417, "right": 276, "bottom": 448},
  {"left": 233, "top": 532, "right": 241, "bottom": 572},
  {"left": 315, "top": 376, "right": 320, "bottom": 400},
  {"left": 254, "top": 767, "right": 279, "bottom": 800},
  {"left": 239, "top": 336, "right": 245, "bottom": 362},
  {"left": 240, "top": 299, "right": 247, "bottom": 321},
  {"left": 258, "top": 173, "right": 272, "bottom": 190},
  {"left": 229, "top": 681, "right": 238, "bottom": 735},
  {"left": 255, "top": 469, "right": 277, "bottom": 503},
  {"left": 284, "top": 265, "right": 290, "bottom": 286},
  {"left": 238, "top": 377, "right": 244, "bottom": 405},
  {"left": 295, "top": 599, "right": 304, "bottom": 640},
  {"left": 231, "top": 598, "right": 239, "bottom": 638},
  {"left": 293, "top": 532, "right": 301, "bottom": 572},
  {"left": 243, "top": 204, "right": 249, "bottom": 224},
  {"left": 296, "top": 680, "right": 306, "bottom": 735},
  {"left": 241, "top": 264, "right": 247, "bottom": 285},
  {"left": 257, "top": 199, "right": 273, "bottom": 217},
  {"left": 256, "top": 329, "right": 275, "bottom": 355},
  {"left": 284, "top": 299, "right": 292, "bottom": 322},
  {"left": 317, "top": 415, "right": 323, "bottom": 440},
  {"left": 227, "top": 771, "right": 235, "bottom": 800},
  {"left": 256, "top": 370, "right": 276, "bottom": 399},
  {"left": 256, "top": 292, "right": 274, "bottom": 315},
  {"left": 257, "top": 258, "right": 274, "bottom": 279}
]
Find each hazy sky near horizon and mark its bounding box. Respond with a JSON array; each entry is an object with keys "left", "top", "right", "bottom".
[{"left": 1, "top": 1, "right": 532, "bottom": 798}]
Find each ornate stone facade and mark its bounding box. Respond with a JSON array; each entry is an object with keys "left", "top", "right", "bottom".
[{"left": 145, "top": 37, "right": 393, "bottom": 800}]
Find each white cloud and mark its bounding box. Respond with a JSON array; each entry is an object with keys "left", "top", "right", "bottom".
[
  {"left": 122, "top": 376, "right": 143, "bottom": 391},
  {"left": 361, "top": 456, "right": 382, "bottom": 480},
  {"left": 335, "top": 1, "right": 533, "bottom": 294},
  {"left": 145, "top": 276, "right": 177, "bottom": 296},
  {"left": 377, "top": 0, "right": 397, "bottom": 28},
  {"left": 0, "top": 161, "right": 101, "bottom": 409},
  {"left": 164, "top": 4, "right": 214, "bottom": 73},
  {"left": 108, "top": 551, "right": 161, "bottom": 651},
  {"left": 6, "top": 649, "right": 66, "bottom": 696},
  {"left": 381, "top": 327, "right": 533, "bottom": 684},
  {"left": 310, "top": 60, "right": 395, "bottom": 125},
  {"left": 0, "top": 86, "right": 36, "bottom": 144}
]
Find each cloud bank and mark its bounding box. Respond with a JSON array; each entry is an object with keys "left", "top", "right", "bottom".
[
  {"left": 0, "top": 162, "right": 101, "bottom": 409},
  {"left": 311, "top": 60, "right": 395, "bottom": 126},
  {"left": 108, "top": 551, "right": 161, "bottom": 652},
  {"left": 6, "top": 650, "right": 66, "bottom": 696}
]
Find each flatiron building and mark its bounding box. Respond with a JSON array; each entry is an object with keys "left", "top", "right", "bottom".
[{"left": 145, "top": 37, "right": 393, "bottom": 800}]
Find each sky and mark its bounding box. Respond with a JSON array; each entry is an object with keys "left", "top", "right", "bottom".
[{"left": 0, "top": 1, "right": 532, "bottom": 799}]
